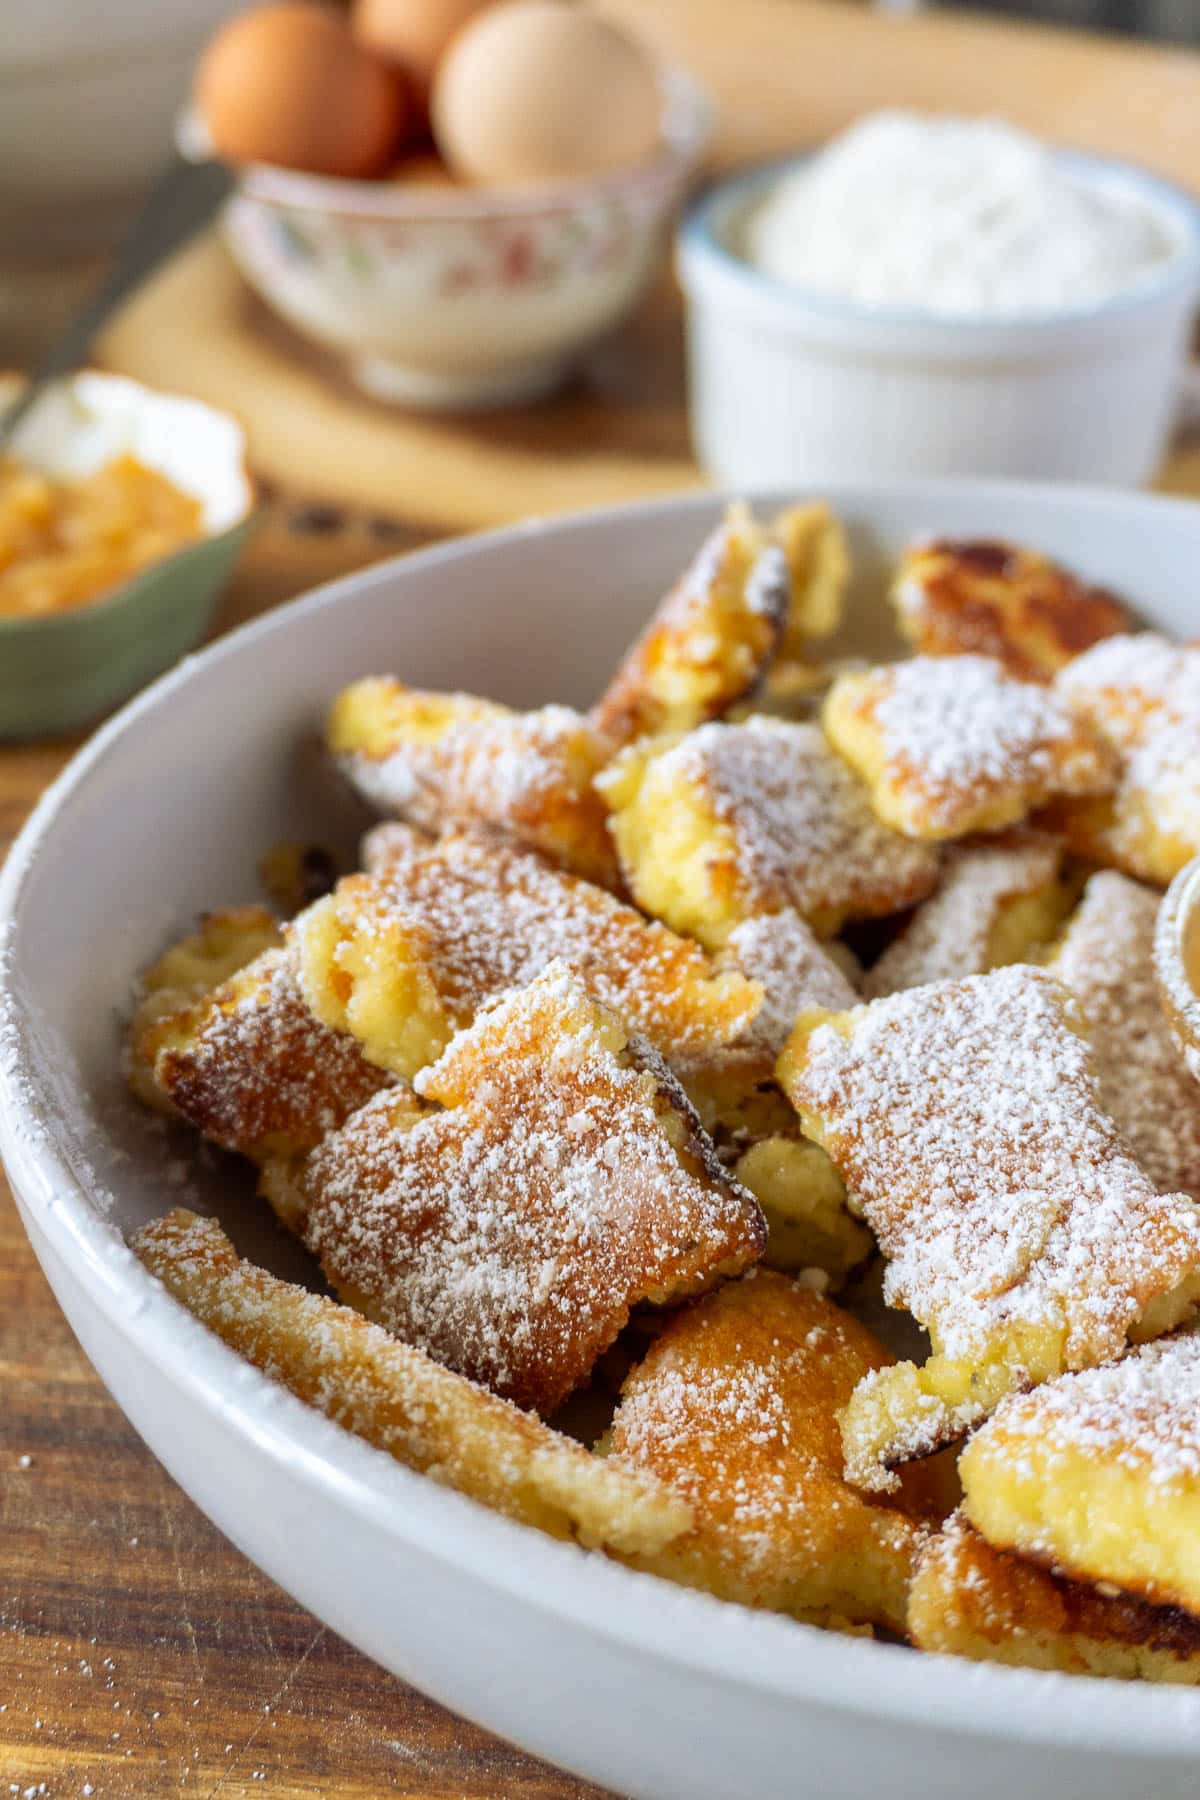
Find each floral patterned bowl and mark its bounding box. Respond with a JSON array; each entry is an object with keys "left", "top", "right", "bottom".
[{"left": 178, "top": 71, "right": 710, "bottom": 411}]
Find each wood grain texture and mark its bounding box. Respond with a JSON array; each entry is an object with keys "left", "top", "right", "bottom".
[{"left": 8, "top": 2, "right": 1200, "bottom": 1792}]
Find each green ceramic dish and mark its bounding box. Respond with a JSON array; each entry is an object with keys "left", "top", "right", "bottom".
[{"left": 0, "top": 371, "right": 255, "bottom": 740}]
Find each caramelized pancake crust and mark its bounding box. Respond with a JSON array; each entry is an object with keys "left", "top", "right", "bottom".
[
  {"left": 1048, "top": 634, "right": 1200, "bottom": 885},
  {"left": 135, "top": 1210, "right": 690, "bottom": 1555},
  {"left": 294, "top": 828, "right": 761, "bottom": 1080},
  {"left": 892, "top": 539, "right": 1128, "bottom": 682},
  {"left": 592, "top": 507, "right": 788, "bottom": 747},
  {"left": 328, "top": 678, "right": 619, "bottom": 887},
  {"left": 863, "top": 834, "right": 1068, "bottom": 998},
  {"left": 609, "top": 1271, "right": 938, "bottom": 1631},
  {"left": 910, "top": 1514, "right": 1200, "bottom": 1681},
  {"left": 151, "top": 948, "right": 391, "bottom": 1162},
  {"left": 1054, "top": 872, "right": 1200, "bottom": 1200},
  {"left": 960, "top": 1333, "right": 1200, "bottom": 1618},
  {"left": 599, "top": 719, "right": 939, "bottom": 948},
  {"left": 780, "top": 964, "right": 1200, "bottom": 1488},
  {"left": 130, "top": 904, "right": 285, "bottom": 1110},
  {"left": 301, "top": 965, "right": 766, "bottom": 1414},
  {"left": 824, "top": 655, "right": 1115, "bottom": 841}
]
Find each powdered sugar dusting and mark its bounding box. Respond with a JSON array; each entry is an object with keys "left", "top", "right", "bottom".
[
  {"left": 1055, "top": 635, "right": 1200, "bottom": 874},
  {"left": 340, "top": 699, "right": 614, "bottom": 883},
  {"left": 608, "top": 1271, "right": 923, "bottom": 1626},
  {"left": 865, "top": 835, "right": 1061, "bottom": 997},
  {"left": 1055, "top": 872, "right": 1200, "bottom": 1200},
  {"left": 789, "top": 964, "right": 1200, "bottom": 1364},
  {"left": 977, "top": 1332, "right": 1200, "bottom": 1492},
  {"left": 859, "top": 655, "right": 1112, "bottom": 833},
  {"left": 671, "top": 719, "right": 939, "bottom": 926},
  {"left": 332, "top": 829, "right": 759, "bottom": 1063},
  {"left": 723, "top": 912, "right": 859, "bottom": 1052},
  {"left": 155, "top": 948, "right": 390, "bottom": 1155},
  {"left": 302, "top": 963, "right": 765, "bottom": 1414}
]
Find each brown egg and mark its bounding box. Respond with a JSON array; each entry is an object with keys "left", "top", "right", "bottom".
[
  {"left": 197, "top": 1, "right": 411, "bottom": 178},
  {"left": 431, "top": 0, "right": 660, "bottom": 187},
  {"left": 353, "top": 0, "right": 497, "bottom": 100}
]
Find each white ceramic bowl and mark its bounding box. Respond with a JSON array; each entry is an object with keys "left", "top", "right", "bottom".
[
  {"left": 179, "top": 71, "right": 710, "bottom": 411},
  {"left": 0, "top": 3, "right": 244, "bottom": 258},
  {"left": 5, "top": 482, "right": 1200, "bottom": 1800},
  {"left": 678, "top": 154, "right": 1200, "bottom": 490}
]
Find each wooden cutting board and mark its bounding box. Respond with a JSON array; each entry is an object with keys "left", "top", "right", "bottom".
[{"left": 98, "top": 0, "right": 1200, "bottom": 533}]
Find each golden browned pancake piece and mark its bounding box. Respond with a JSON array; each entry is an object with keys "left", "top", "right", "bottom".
[
  {"left": 863, "top": 833, "right": 1070, "bottom": 998},
  {"left": 823, "top": 655, "right": 1115, "bottom": 841},
  {"left": 592, "top": 506, "right": 789, "bottom": 748},
  {"left": 608, "top": 1270, "right": 940, "bottom": 1632},
  {"left": 779, "top": 964, "right": 1200, "bottom": 1490},
  {"left": 960, "top": 1333, "right": 1200, "bottom": 1619},
  {"left": 599, "top": 719, "right": 939, "bottom": 949},
  {"left": 300, "top": 963, "right": 766, "bottom": 1415},
  {"left": 909, "top": 1514, "right": 1200, "bottom": 1682},
  {"left": 1047, "top": 634, "right": 1200, "bottom": 886},
  {"left": 129, "top": 905, "right": 285, "bottom": 1110},
  {"left": 293, "top": 828, "right": 762, "bottom": 1082},
  {"left": 1053, "top": 871, "right": 1200, "bottom": 1201},
  {"left": 148, "top": 949, "right": 388, "bottom": 1159},
  {"left": 891, "top": 539, "right": 1128, "bottom": 682},
  {"left": 135, "top": 1210, "right": 691, "bottom": 1556},
  {"left": 328, "top": 677, "right": 619, "bottom": 888}
]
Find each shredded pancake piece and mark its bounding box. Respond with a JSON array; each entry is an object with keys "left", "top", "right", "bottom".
[
  {"left": 823, "top": 654, "right": 1115, "bottom": 841},
  {"left": 608, "top": 1270, "right": 944, "bottom": 1631},
  {"left": 779, "top": 964, "right": 1200, "bottom": 1490},
  {"left": 327, "top": 678, "right": 619, "bottom": 888},
  {"left": 591, "top": 506, "right": 789, "bottom": 748},
  {"left": 598, "top": 719, "right": 939, "bottom": 948},
  {"left": 147, "top": 948, "right": 391, "bottom": 1160},
  {"left": 135, "top": 1209, "right": 691, "bottom": 1556},
  {"left": 960, "top": 1332, "right": 1200, "bottom": 1619},
  {"left": 129, "top": 904, "right": 285, "bottom": 1112},
  {"left": 1047, "top": 634, "right": 1200, "bottom": 885},
  {"left": 293, "top": 828, "right": 761, "bottom": 1080},
  {"left": 863, "top": 833, "right": 1068, "bottom": 998},
  {"left": 909, "top": 1512, "right": 1200, "bottom": 1682},
  {"left": 891, "top": 539, "right": 1128, "bottom": 682},
  {"left": 131, "top": 918, "right": 392, "bottom": 1233},
  {"left": 299, "top": 963, "right": 766, "bottom": 1415},
  {"left": 1053, "top": 871, "right": 1200, "bottom": 1200}
]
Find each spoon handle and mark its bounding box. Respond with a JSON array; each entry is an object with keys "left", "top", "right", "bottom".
[{"left": 0, "top": 154, "right": 235, "bottom": 450}]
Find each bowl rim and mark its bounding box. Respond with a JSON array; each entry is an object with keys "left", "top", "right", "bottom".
[
  {"left": 1156, "top": 855, "right": 1200, "bottom": 1063},
  {"left": 7, "top": 478, "right": 1200, "bottom": 1763},
  {"left": 0, "top": 369, "right": 256, "bottom": 639},
  {"left": 177, "top": 65, "right": 712, "bottom": 222},
  {"left": 679, "top": 147, "right": 1200, "bottom": 337}
]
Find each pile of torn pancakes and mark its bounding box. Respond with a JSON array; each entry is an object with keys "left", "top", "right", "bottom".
[{"left": 129, "top": 504, "right": 1200, "bottom": 1678}]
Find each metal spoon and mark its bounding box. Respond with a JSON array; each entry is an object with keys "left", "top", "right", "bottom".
[
  {"left": 1156, "top": 854, "right": 1200, "bottom": 1084},
  {"left": 0, "top": 153, "right": 234, "bottom": 452}
]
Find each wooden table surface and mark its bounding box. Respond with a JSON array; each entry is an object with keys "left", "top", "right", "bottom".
[{"left": 8, "top": 1, "right": 1200, "bottom": 1794}]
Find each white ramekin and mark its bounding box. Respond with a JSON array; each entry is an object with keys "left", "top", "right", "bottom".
[{"left": 678, "top": 153, "right": 1200, "bottom": 489}]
